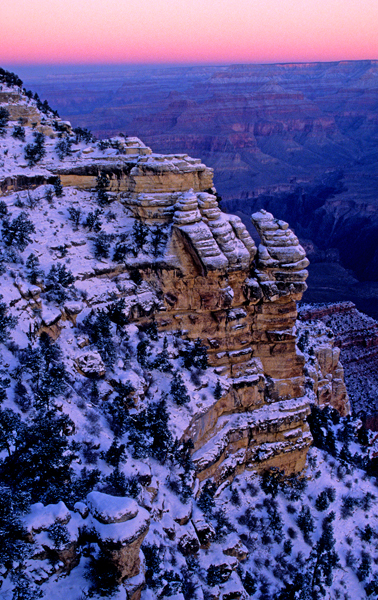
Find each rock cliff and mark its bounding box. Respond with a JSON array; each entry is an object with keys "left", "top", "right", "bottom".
[{"left": 0, "top": 77, "right": 351, "bottom": 597}]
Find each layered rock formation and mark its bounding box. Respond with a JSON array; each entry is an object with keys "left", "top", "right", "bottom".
[
  {"left": 299, "top": 302, "right": 378, "bottom": 419},
  {"left": 21, "top": 61, "right": 378, "bottom": 309},
  {"left": 0, "top": 83, "right": 350, "bottom": 483},
  {"left": 0, "top": 80, "right": 351, "bottom": 596}
]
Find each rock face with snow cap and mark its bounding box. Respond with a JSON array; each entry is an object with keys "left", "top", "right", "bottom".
[
  {"left": 87, "top": 492, "right": 150, "bottom": 582},
  {"left": 251, "top": 209, "right": 309, "bottom": 300},
  {"left": 0, "top": 85, "right": 348, "bottom": 487}
]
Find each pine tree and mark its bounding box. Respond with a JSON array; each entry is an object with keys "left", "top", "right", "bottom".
[
  {"left": 84, "top": 209, "right": 103, "bottom": 232},
  {"left": 0, "top": 200, "right": 8, "bottom": 217},
  {"left": 182, "top": 338, "right": 208, "bottom": 370},
  {"left": 104, "top": 439, "right": 126, "bottom": 467},
  {"left": 153, "top": 336, "right": 172, "bottom": 372},
  {"left": 106, "top": 298, "right": 129, "bottom": 333},
  {"left": 45, "top": 263, "right": 74, "bottom": 302},
  {"left": 96, "top": 170, "right": 111, "bottom": 206},
  {"left": 0, "top": 294, "right": 17, "bottom": 343},
  {"left": 55, "top": 137, "right": 73, "bottom": 160},
  {"left": 357, "top": 551, "right": 372, "bottom": 582},
  {"left": 0, "top": 107, "right": 9, "bottom": 136},
  {"left": 94, "top": 232, "right": 111, "bottom": 259},
  {"left": 132, "top": 218, "right": 149, "bottom": 254},
  {"left": 25, "top": 253, "right": 43, "bottom": 284},
  {"left": 82, "top": 309, "right": 116, "bottom": 367},
  {"left": 24, "top": 131, "right": 45, "bottom": 166},
  {"left": 151, "top": 225, "right": 168, "bottom": 257},
  {"left": 214, "top": 379, "right": 222, "bottom": 400},
  {"left": 309, "top": 512, "right": 340, "bottom": 595},
  {"left": 53, "top": 176, "right": 63, "bottom": 197},
  {"left": 67, "top": 206, "right": 82, "bottom": 228},
  {"left": 1, "top": 211, "right": 35, "bottom": 251},
  {"left": 170, "top": 372, "right": 190, "bottom": 405},
  {"left": 297, "top": 504, "right": 315, "bottom": 542},
  {"left": 73, "top": 126, "right": 95, "bottom": 143},
  {"left": 11, "top": 124, "right": 25, "bottom": 141}
]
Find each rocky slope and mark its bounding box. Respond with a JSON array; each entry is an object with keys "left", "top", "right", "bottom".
[
  {"left": 299, "top": 302, "right": 378, "bottom": 421},
  {"left": 0, "top": 73, "right": 353, "bottom": 599}
]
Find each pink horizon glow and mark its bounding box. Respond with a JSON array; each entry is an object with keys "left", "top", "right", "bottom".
[{"left": 1, "top": 0, "right": 378, "bottom": 65}]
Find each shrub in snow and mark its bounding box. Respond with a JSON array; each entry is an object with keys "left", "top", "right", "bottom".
[
  {"left": 151, "top": 225, "right": 168, "bottom": 257},
  {"left": 128, "top": 396, "right": 172, "bottom": 463},
  {"left": 213, "top": 508, "right": 235, "bottom": 542},
  {"left": 357, "top": 550, "right": 372, "bottom": 582},
  {"left": 365, "top": 573, "right": 378, "bottom": 597},
  {"left": 85, "top": 548, "right": 120, "bottom": 598},
  {"left": 25, "top": 253, "right": 43, "bottom": 284},
  {"left": 207, "top": 563, "right": 228, "bottom": 586},
  {"left": 0, "top": 375, "right": 10, "bottom": 405},
  {"left": 96, "top": 170, "right": 111, "bottom": 207},
  {"left": 153, "top": 336, "right": 172, "bottom": 372},
  {"left": 182, "top": 337, "right": 208, "bottom": 370},
  {"left": 73, "top": 126, "right": 95, "bottom": 144},
  {"left": 0, "top": 107, "right": 9, "bottom": 136},
  {"left": 0, "top": 407, "right": 76, "bottom": 505},
  {"left": 67, "top": 206, "right": 82, "bottom": 228},
  {"left": 104, "top": 396, "right": 130, "bottom": 437},
  {"left": 24, "top": 131, "right": 45, "bottom": 166},
  {"left": 261, "top": 467, "right": 284, "bottom": 498},
  {"left": 112, "top": 238, "right": 131, "bottom": 262},
  {"left": 0, "top": 67, "right": 23, "bottom": 87},
  {"left": 213, "top": 379, "right": 223, "bottom": 400},
  {"left": 45, "top": 262, "right": 74, "bottom": 303},
  {"left": 103, "top": 468, "right": 141, "bottom": 498},
  {"left": 0, "top": 199, "right": 8, "bottom": 217},
  {"left": 142, "top": 543, "right": 162, "bottom": 589},
  {"left": 104, "top": 381, "right": 134, "bottom": 436},
  {"left": 94, "top": 231, "right": 112, "bottom": 259},
  {"left": 308, "top": 512, "right": 340, "bottom": 594},
  {"left": 136, "top": 339, "right": 150, "bottom": 367},
  {"left": 340, "top": 494, "right": 361, "bottom": 518},
  {"left": 47, "top": 521, "right": 70, "bottom": 549},
  {"left": 55, "top": 137, "right": 73, "bottom": 160},
  {"left": 103, "top": 438, "right": 126, "bottom": 468},
  {"left": 47, "top": 175, "right": 64, "bottom": 197},
  {"left": 139, "top": 319, "right": 158, "bottom": 341},
  {"left": 82, "top": 309, "right": 116, "bottom": 367},
  {"left": 0, "top": 294, "right": 18, "bottom": 343},
  {"left": 106, "top": 298, "right": 129, "bottom": 334},
  {"left": 1, "top": 211, "right": 35, "bottom": 251},
  {"left": 131, "top": 218, "right": 149, "bottom": 254},
  {"left": 9, "top": 572, "right": 43, "bottom": 600},
  {"left": 11, "top": 124, "right": 25, "bottom": 141},
  {"left": 297, "top": 504, "right": 315, "bottom": 542},
  {"left": 84, "top": 208, "right": 103, "bottom": 232},
  {"left": 315, "top": 490, "right": 330, "bottom": 511},
  {"left": 360, "top": 523, "right": 374, "bottom": 542},
  {"left": 197, "top": 480, "right": 216, "bottom": 515},
  {"left": 159, "top": 571, "right": 183, "bottom": 597}
]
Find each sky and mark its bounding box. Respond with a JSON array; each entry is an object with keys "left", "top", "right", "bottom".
[{"left": 1, "top": 0, "right": 378, "bottom": 65}]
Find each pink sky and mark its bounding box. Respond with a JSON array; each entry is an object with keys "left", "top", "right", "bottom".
[{"left": 2, "top": 0, "right": 378, "bottom": 64}]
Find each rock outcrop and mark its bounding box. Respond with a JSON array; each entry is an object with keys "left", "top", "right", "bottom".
[
  {"left": 0, "top": 80, "right": 351, "bottom": 596},
  {"left": 299, "top": 302, "right": 378, "bottom": 418}
]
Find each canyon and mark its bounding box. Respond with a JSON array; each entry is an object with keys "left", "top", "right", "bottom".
[
  {"left": 15, "top": 60, "right": 378, "bottom": 318},
  {"left": 0, "top": 70, "right": 374, "bottom": 600}
]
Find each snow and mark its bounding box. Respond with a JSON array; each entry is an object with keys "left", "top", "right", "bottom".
[
  {"left": 86, "top": 491, "right": 139, "bottom": 524},
  {"left": 23, "top": 501, "right": 71, "bottom": 533},
  {"left": 91, "top": 506, "right": 150, "bottom": 544}
]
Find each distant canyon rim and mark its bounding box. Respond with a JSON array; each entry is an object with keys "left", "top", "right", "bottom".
[{"left": 12, "top": 60, "right": 378, "bottom": 318}]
